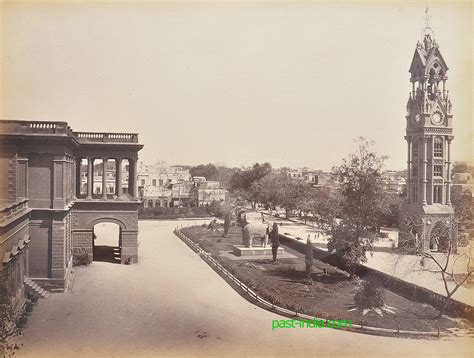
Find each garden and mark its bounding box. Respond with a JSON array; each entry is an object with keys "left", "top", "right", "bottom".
[{"left": 180, "top": 225, "right": 473, "bottom": 335}]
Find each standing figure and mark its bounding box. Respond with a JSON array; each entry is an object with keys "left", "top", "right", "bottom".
[
  {"left": 270, "top": 223, "right": 280, "bottom": 263},
  {"left": 222, "top": 212, "right": 231, "bottom": 238}
]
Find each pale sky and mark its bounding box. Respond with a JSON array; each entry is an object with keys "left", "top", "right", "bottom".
[{"left": 1, "top": 1, "right": 472, "bottom": 171}]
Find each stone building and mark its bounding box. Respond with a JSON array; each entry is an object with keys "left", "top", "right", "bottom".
[
  {"left": 0, "top": 120, "right": 143, "bottom": 311},
  {"left": 400, "top": 22, "right": 456, "bottom": 252}
]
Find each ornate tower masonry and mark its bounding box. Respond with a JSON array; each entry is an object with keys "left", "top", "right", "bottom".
[{"left": 400, "top": 13, "right": 456, "bottom": 252}]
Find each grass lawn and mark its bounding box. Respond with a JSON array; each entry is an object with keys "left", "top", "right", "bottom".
[{"left": 181, "top": 225, "right": 472, "bottom": 333}]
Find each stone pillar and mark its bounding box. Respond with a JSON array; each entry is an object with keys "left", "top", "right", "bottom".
[
  {"left": 406, "top": 136, "right": 411, "bottom": 202},
  {"left": 127, "top": 158, "right": 134, "bottom": 197},
  {"left": 446, "top": 137, "right": 452, "bottom": 205},
  {"left": 116, "top": 158, "right": 123, "bottom": 197},
  {"left": 422, "top": 137, "right": 428, "bottom": 204},
  {"left": 87, "top": 157, "right": 93, "bottom": 200},
  {"left": 75, "top": 158, "right": 81, "bottom": 198},
  {"left": 131, "top": 158, "right": 138, "bottom": 199},
  {"left": 102, "top": 158, "right": 108, "bottom": 200}
]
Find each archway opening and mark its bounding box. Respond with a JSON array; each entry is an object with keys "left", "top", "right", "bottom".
[
  {"left": 429, "top": 221, "right": 451, "bottom": 252},
  {"left": 93, "top": 222, "right": 121, "bottom": 264}
]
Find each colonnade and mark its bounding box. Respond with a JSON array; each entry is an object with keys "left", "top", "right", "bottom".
[{"left": 75, "top": 156, "right": 138, "bottom": 200}]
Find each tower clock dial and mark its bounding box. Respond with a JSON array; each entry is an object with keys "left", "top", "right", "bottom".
[{"left": 432, "top": 111, "right": 443, "bottom": 125}]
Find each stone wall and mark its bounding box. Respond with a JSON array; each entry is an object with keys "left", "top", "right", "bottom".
[{"left": 72, "top": 201, "right": 140, "bottom": 264}]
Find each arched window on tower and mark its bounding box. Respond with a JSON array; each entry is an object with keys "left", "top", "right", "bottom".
[{"left": 434, "top": 137, "right": 443, "bottom": 157}]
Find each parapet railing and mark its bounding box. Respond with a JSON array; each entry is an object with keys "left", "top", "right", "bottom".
[
  {"left": 73, "top": 132, "right": 138, "bottom": 143},
  {"left": 0, "top": 120, "right": 73, "bottom": 136},
  {"left": 174, "top": 225, "right": 442, "bottom": 338},
  {"left": 0, "top": 198, "right": 29, "bottom": 223}
]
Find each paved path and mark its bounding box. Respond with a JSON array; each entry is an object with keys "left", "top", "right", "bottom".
[{"left": 18, "top": 220, "right": 473, "bottom": 357}]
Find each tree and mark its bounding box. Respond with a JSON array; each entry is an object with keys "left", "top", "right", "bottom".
[
  {"left": 311, "top": 188, "right": 342, "bottom": 232},
  {"left": 189, "top": 164, "right": 219, "bottom": 181},
  {"left": 327, "top": 222, "right": 368, "bottom": 277},
  {"left": 452, "top": 161, "right": 468, "bottom": 173},
  {"left": 378, "top": 192, "right": 404, "bottom": 228},
  {"left": 230, "top": 162, "right": 272, "bottom": 207},
  {"left": 400, "top": 216, "right": 474, "bottom": 317},
  {"left": 327, "top": 138, "right": 390, "bottom": 274},
  {"left": 270, "top": 175, "right": 308, "bottom": 219},
  {"left": 451, "top": 186, "right": 472, "bottom": 235},
  {"left": 0, "top": 274, "right": 21, "bottom": 357}
]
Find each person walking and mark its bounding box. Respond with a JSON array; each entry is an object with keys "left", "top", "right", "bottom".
[{"left": 270, "top": 222, "right": 280, "bottom": 263}]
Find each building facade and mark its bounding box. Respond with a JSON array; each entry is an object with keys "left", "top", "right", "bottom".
[
  {"left": 0, "top": 120, "right": 143, "bottom": 311},
  {"left": 400, "top": 23, "right": 455, "bottom": 252}
]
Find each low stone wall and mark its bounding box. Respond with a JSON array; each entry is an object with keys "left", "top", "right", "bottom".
[{"left": 278, "top": 234, "right": 474, "bottom": 321}]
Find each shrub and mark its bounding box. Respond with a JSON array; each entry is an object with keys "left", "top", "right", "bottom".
[
  {"left": 354, "top": 280, "right": 385, "bottom": 309},
  {"left": 0, "top": 275, "right": 22, "bottom": 357},
  {"left": 73, "top": 248, "right": 91, "bottom": 267}
]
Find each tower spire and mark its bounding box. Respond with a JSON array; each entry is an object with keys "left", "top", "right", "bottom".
[
  {"left": 421, "top": 7, "right": 436, "bottom": 50},
  {"left": 424, "top": 7, "right": 431, "bottom": 29}
]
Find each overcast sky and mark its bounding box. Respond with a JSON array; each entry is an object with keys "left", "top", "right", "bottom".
[{"left": 1, "top": 2, "right": 472, "bottom": 171}]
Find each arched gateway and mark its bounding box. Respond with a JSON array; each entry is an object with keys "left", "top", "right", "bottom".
[{"left": 71, "top": 131, "right": 143, "bottom": 265}]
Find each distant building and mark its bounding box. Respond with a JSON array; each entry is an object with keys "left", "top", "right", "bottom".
[
  {"left": 138, "top": 164, "right": 227, "bottom": 208},
  {"left": 283, "top": 167, "right": 341, "bottom": 190},
  {"left": 452, "top": 172, "right": 473, "bottom": 196},
  {"left": 137, "top": 162, "right": 192, "bottom": 191},
  {"left": 382, "top": 170, "right": 407, "bottom": 194}
]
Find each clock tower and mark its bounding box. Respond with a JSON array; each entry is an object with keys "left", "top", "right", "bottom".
[{"left": 400, "top": 11, "right": 455, "bottom": 252}]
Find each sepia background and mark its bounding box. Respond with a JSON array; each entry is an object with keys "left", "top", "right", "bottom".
[{"left": 1, "top": 1, "right": 472, "bottom": 169}]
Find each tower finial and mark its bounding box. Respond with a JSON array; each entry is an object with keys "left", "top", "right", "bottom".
[
  {"left": 421, "top": 7, "right": 436, "bottom": 48},
  {"left": 424, "top": 7, "right": 431, "bottom": 29}
]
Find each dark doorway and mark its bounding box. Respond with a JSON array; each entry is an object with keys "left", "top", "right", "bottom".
[{"left": 93, "top": 222, "right": 121, "bottom": 263}]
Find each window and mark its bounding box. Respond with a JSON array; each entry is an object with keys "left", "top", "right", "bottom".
[
  {"left": 152, "top": 179, "right": 157, "bottom": 186},
  {"left": 412, "top": 164, "right": 418, "bottom": 178},
  {"left": 433, "top": 185, "right": 443, "bottom": 204},
  {"left": 159, "top": 179, "right": 163, "bottom": 186},
  {"left": 434, "top": 165, "right": 443, "bottom": 177},
  {"left": 412, "top": 142, "right": 418, "bottom": 158},
  {"left": 141, "top": 179, "right": 145, "bottom": 186},
  {"left": 434, "top": 137, "right": 443, "bottom": 157}
]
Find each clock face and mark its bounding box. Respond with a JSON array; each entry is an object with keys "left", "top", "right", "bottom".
[
  {"left": 413, "top": 113, "right": 421, "bottom": 125},
  {"left": 432, "top": 112, "right": 443, "bottom": 125}
]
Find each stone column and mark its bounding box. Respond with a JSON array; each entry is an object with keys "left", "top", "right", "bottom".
[
  {"left": 87, "top": 157, "right": 93, "bottom": 200},
  {"left": 127, "top": 158, "right": 134, "bottom": 197},
  {"left": 446, "top": 137, "right": 452, "bottom": 205},
  {"left": 75, "top": 158, "right": 81, "bottom": 198},
  {"left": 116, "top": 157, "right": 123, "bottom": 197},
  {"left": 406, "top": 136, "right": 411, "bottom": 202},
  {"left": 130, "top": 158, "right": 138, "bottom": 199},
  {"left": 422, "top": 137, "right": 428, "bottom": 204},
  {"left": 102, "top": 158, "right": 108, "bottom": 200}
]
